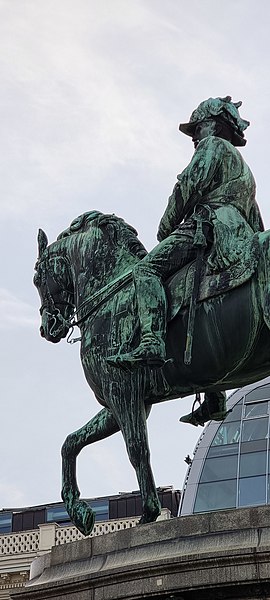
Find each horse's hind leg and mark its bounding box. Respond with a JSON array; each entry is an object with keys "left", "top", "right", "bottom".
[{"left": 61, "top": 408, "right": 119, "bottom": 536}]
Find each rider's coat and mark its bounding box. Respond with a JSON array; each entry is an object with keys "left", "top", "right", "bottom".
[{"left": 157, "top": 136, "right": 264, "bottom": 271}]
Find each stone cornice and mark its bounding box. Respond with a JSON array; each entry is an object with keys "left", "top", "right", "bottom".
[{"left": 10, "top": 505, "right": 270, "bottom": 600}]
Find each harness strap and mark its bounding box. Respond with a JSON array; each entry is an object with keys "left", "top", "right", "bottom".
[
  {"left": 72, "top": 269, "right": 133, "bottom": 327},
  {"left": 184, "top": 213, "right": 208, "bottom": 365}
]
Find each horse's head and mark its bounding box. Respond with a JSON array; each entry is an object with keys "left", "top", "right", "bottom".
[
  {"left": 34, "top": 229, "right": 75, "bottom": 343},
  {"left": 34, "top": 210, "right": 147, "bottom": 341}
]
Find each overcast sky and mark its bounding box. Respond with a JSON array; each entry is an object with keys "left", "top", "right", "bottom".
[{"left": 1, "top": 0, "right": 270, "bottom": 510}]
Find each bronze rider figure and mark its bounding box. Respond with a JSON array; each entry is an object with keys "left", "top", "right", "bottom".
[{"left": 108, "top": 96, "right": 264, "bottom": 370}]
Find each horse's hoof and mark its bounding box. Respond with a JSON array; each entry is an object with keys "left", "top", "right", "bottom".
[
  {"left": 139, "top": 512, "right": 159, "bottom": 525},
  {"left": 70, "top": 500, "right": 95, "bottom": 536},
  {"left": 138, "top": 500, "right": 161, "bottom": 525}
]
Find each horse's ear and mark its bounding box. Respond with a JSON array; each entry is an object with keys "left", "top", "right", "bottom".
[{"left": 38, "top": 228, "right": 48, "bottom": 258}]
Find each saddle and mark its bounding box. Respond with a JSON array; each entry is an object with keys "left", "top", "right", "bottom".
[{"left": 166, "top": 234, "right": 260, "bottom": 322}]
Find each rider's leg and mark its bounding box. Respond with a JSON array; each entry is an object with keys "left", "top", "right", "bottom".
[
  {"left": 180, "top": 390, "right": 228, "bottom": 427},
  {"left": 109, "top": 230, "right": 197, "bottom": 368},
  {"left": 132, "top": 262, "right": 167, "bottom": 365}
]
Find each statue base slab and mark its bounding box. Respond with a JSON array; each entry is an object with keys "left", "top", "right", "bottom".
[{"left": 10, "top": 505, "right": 270, "bottom": 600}]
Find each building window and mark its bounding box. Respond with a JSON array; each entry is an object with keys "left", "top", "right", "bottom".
[
  {"left": 194, "top": 480, "right": 237, "bottom": 513},
  {"left": 46, "top": 506, "right": 70, "bottom": 525},
  {"left": 89, "top": 500, "right": 109, "bottom": 522},
  {"left": 245, "top": 386, "right": 270, "bottom": 403},
  {"left": 200, "top": 455, "right": 238, "bottom": 483},
  {"left": 0, "top": 512, "right": 12, "bottom": 533},
  {"left": 212, "top": 421, "right": 241, "bottom": 446},
  {"left": 241, "top": 418, "right": 268, "bottom": 442},
  {"left": 244, "top": 402, "right": 268, "bottom": 419},
  {"left": 238, "top": 476, "right": 266, "bottom": 507},
  {"left": 239, "top": 451, "right": 266, "bottom": 478},
  {"left": 46, "top": 500, "right": 109, "bottom": 525}
]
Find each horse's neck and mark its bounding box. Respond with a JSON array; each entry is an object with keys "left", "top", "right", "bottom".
[{"left": 67, "top": 230, "right": 141, "bottom": 304}]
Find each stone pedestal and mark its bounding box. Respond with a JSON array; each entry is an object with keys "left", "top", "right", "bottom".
[{"left": 10, "top": 505, "right": 270, "bottom": 600}]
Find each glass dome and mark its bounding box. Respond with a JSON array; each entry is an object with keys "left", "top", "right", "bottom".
[{"left": 179, "top": 377, "right": 270, "bottom": 516}]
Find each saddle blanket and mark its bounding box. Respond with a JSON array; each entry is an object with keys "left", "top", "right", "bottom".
[{"left": 166, "top": 235, "right": 260, "bottom": 322}]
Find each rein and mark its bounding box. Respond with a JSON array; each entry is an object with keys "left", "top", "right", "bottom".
[
  {"left": 65, "top": 269, "right": 133, "bottom": 344},
  {"left": 70, "top": 269, "right": 133, "bottom": 327}
]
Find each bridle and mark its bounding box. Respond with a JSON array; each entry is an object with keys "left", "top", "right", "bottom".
[
  {"left": 36, "top": 255, "right": 76, "bottom": 340},
  {"left": 40, "top": 297, "right": 75, "bottom": 340},
  {"left": 37, "top": 254, "right": 133, "bottom": 343}
]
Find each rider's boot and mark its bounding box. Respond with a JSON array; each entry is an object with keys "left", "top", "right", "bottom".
[
  {"left": 107, "top": 268, "right": 167, "bottom": 369},
  {"left": 108, "top": 333, "right": 166, "bottom": 369},
  {"left": 180, "top": 391, "right": 228, "bottom": 427}
]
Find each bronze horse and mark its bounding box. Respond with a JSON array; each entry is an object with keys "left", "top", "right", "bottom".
[{"left": 34, "top": 210, "right": 270, "bottom": 535}]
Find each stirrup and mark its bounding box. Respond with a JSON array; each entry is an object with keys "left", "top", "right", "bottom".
[
  {"left": 179, "top": 392, "right": 229, "bottom": 427},
  {"left": 107, "top": 338, "right": 166, "bottom": 370},
  {"left": 180, "top": 393, "right": 205, "bottom": 427}
]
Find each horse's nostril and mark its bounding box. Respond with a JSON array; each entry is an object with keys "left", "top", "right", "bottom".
[{"left": 40, "top": 326, "right": 45, "bottom": 337}]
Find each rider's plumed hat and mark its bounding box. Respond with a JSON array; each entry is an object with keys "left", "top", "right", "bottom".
[{"left": 179, "top": 96, "right": 250, "bottom": 146}]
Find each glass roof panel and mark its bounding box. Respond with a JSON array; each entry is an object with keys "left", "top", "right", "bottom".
[
  {"left": 212, "top": 421, "right": 241, "bottom": 446},
  {"left": 239, "top": 451, "right": 266, "bottom": 478},
  {"left": 241, "top": 440, "right": 267, "bottom": 453},
  {"left": 208, "top": 443, "right": 239, "bottom": 458},
  {"left": 200, "top": 455, "right": 238, "bottom": 483},
  {"left": 241, "top": 418, "right": 268, "bottom": 442},
  {"left": 194, "top": 480, "right": 237, "bottom": 513},
  {"left": 244, "top": 402, "right": 268, "bottom": 419},
  {"left": 224, "top": 401, "right": 243, "bottom": 423},
  {"left": 238, "top": 476, "right": 266, "bottom": 506},
  {"left": 245, "top": 386, "right": 270, "bottom": 403}
]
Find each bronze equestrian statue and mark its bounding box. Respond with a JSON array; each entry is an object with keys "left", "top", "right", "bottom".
[{"left": 34, "top": 97, "right": 269, "bottom": 536}]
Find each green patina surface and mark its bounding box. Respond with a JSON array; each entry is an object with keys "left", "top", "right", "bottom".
[{"left": 33, "top": 98, "right": 270, "bottom": 536}]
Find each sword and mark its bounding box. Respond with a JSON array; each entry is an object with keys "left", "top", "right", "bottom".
[{"left": 184, "top": 213, "right": 207, "bottom": 366}]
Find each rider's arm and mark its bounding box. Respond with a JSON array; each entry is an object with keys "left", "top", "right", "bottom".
[
  {"left": 157, "top": 182, "right": 185, "bottom": 242},
  {"left": 157, "top": 136, "right": 224, "bottom": 241}
]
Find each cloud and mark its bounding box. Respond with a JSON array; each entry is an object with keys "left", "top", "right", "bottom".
[
  {"left": 0, "top": 481, "right": 25, "bottom": 509},
  {"left": 0, "top": 1, "right": 182, "bottom": 221},
  {"left": 1, "top": 0, "right": 268, "bottom": 224},
  {"left": 0, "top": 289, "right": 38, "bottom": 329}
]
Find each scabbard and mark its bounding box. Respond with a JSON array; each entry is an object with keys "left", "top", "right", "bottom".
[{"left": 184, "top": 247, "right": 204, "bottom": 366}]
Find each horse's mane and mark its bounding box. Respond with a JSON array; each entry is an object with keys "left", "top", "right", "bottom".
[{"left": 57, "top": 211, "right": 147, "bottom": 259}]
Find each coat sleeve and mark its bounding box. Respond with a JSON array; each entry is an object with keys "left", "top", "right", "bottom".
[
  {"left": 248, "top": 201, "right": 265, "bottom": 233},
  {"left": 157, "top": 136, "right": 224, "bottom": 241}
]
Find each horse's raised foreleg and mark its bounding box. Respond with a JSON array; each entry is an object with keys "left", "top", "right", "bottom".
[
  {"left": 61, "top": 407, "right": 119, "bottom": 536},
  {"left": 111, "top": 375, "right": 161, "bottom": 525}
]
